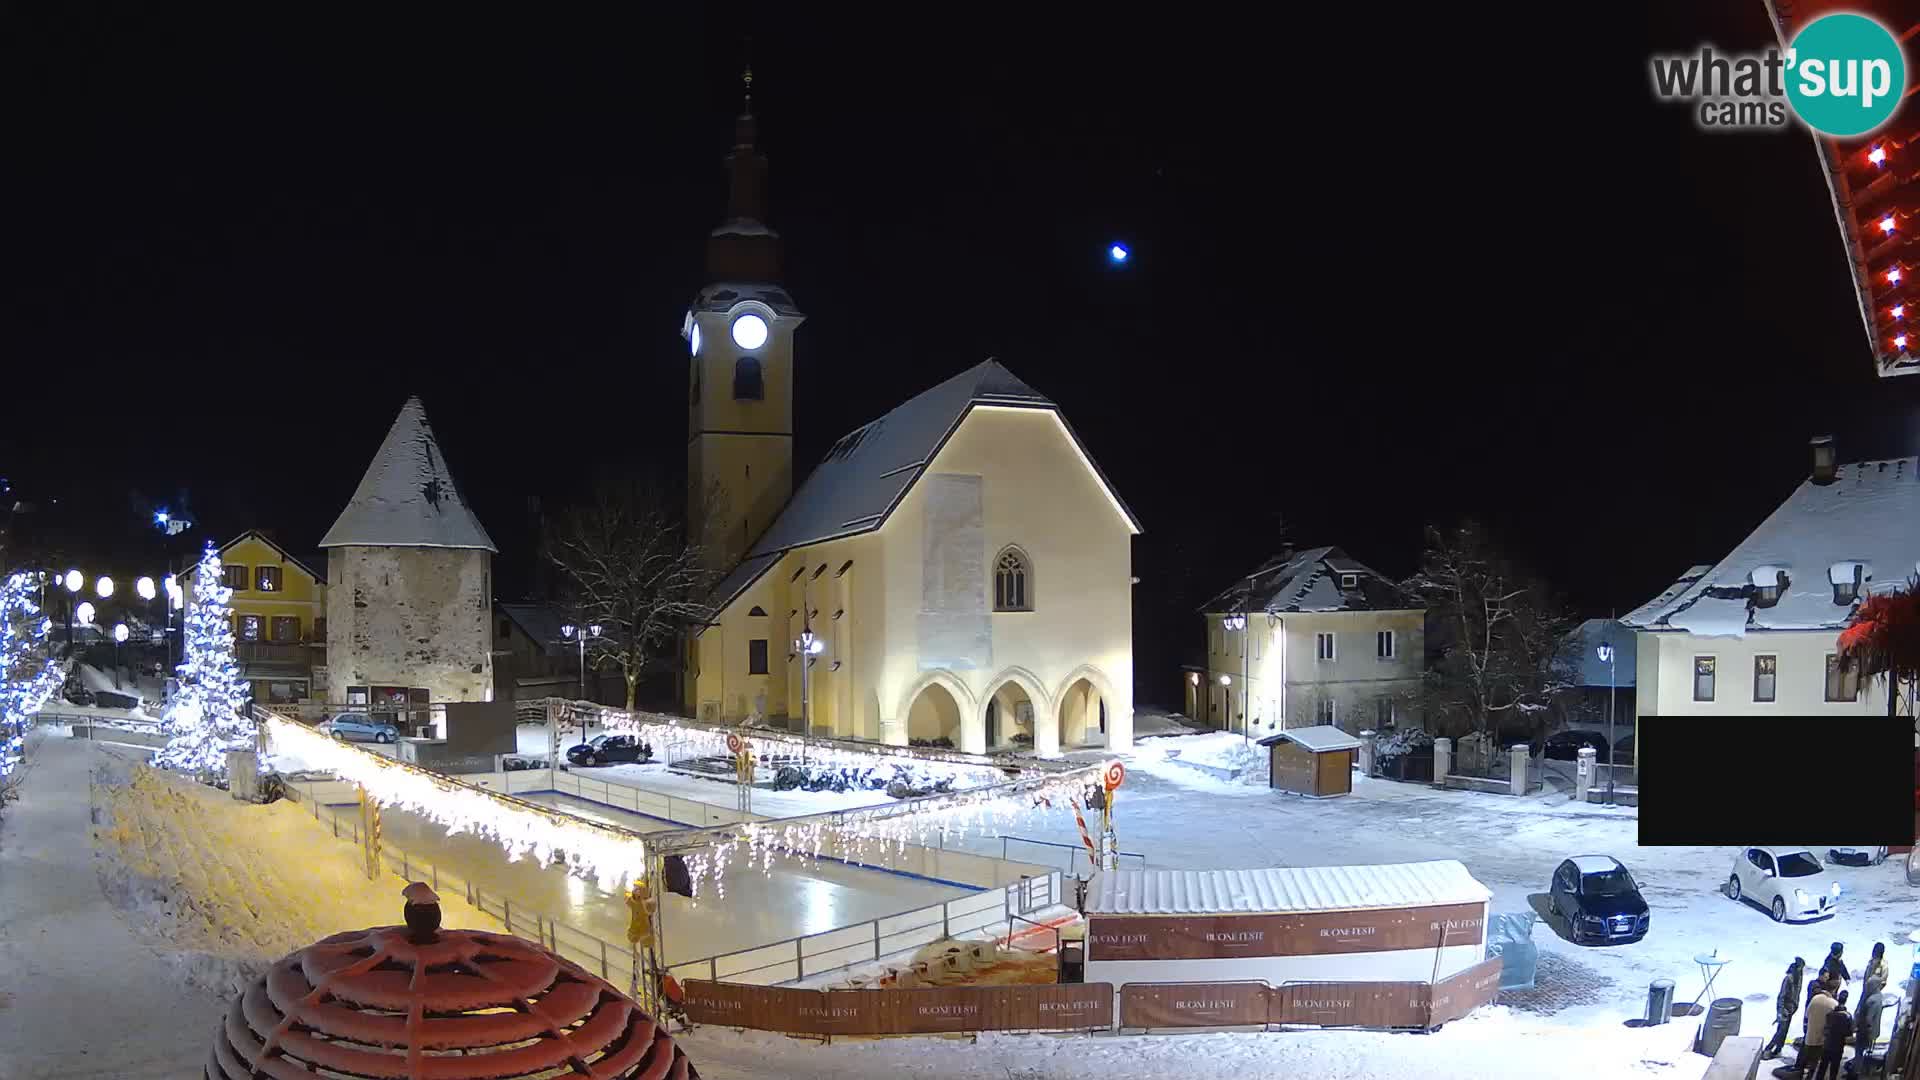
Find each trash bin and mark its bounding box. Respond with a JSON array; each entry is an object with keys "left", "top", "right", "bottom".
[
  {"left": 1697, "top": 997, "right": 1742, "bottom": 1057},
  {"left": 1646, "top": 978, "right": 1676, "bottom": 1026}
]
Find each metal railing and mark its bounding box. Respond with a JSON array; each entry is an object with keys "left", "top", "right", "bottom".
[
  {"left": 550, "top": 769, "right": 764, "bottom": 829},
  {"left": 1001, "top": 835, "right": 1147, "bottom": 877},
  {"left": 283, "top": 780, "right": 644, "bottom": 995}
]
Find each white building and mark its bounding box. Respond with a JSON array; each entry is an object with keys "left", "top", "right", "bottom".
[
  {"left": 678, "top": 95, "right": 1141, "bottom": 755},
  {"left": 321, "top": 396, "right": 498, "bottom": 720},
  {"left": 1622, "top": 437, "right": 1914, "bottom": 723},
  {"left": 1187, "top": 546, "right": 1425, "bottom": 738}
]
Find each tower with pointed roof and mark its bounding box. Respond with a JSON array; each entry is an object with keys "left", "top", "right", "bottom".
[
  {"left": 684, "top": 67, "right": 804, "bottom": 574},
  {"left": 320, "top": 397, "right": 498, "bottom": 712}
]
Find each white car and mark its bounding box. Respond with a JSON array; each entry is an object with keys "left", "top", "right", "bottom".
[{"left": 1727, "top": 847, "right": 1841, "bottom": 922}]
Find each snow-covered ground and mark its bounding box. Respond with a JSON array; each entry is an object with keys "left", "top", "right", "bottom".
[{"left": 589, "top": 760, "right": 899, "bottom": 816}]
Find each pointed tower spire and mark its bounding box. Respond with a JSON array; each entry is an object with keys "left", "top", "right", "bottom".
[
  {"left": 319, "top": 396, "right": 497, "bottom": 551},
  {"left": 708, "top": 56, "right": 780, "bottom": 282}
]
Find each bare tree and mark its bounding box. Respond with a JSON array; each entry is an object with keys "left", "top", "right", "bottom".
[
  {"left": 546, "top": 472, "right": 722, "bottom": 711},
  {"left": 1402, "top": 521, "right": 1577, "bottom": 751}
]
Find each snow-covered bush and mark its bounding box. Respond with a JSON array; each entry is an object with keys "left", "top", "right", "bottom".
[{"left": 1375, "top": 727, "right": 1433, "bottom": 762}]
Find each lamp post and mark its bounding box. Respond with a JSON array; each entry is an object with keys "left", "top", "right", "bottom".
[
  {"left": 559, "top": 623, "right": 603, "bottom": 702},
  {"left": 1224, "top": 611, "right": 1249, "bottom": 743},
  {"left": 62, "top": 569, "right": 82, "bottom": 646},
  {"left": 113, "top": 623, "right": 128, "bottom": 689},
  {"left": 795, "top": 609, "right": 826, "bottom": 736},
  {"left": 1597, "top": 633, "right": 1618, "bottom": 807},
  {"left": 136, "top": 576, "right": 156, "bottom": 646}
]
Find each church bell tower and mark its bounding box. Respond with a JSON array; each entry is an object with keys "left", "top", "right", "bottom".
[{"left": 685, "top": 67, "right": 804, "bottom": 571}]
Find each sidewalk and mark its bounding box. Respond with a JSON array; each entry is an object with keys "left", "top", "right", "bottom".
[{"left": 0, "top": 733, "right": 225, "bottom": 1080}]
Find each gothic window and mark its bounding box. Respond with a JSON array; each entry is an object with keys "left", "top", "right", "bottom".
[
  {"left": 733, "top": 356, "right": 763, "bottom": 400},
  {"left": 993, "top": 547, "right": 1033, "bottom": 611}
]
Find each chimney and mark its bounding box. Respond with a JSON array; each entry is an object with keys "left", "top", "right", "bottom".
[{"left": 1810, "top": 435, "right": 1837, "bottom": 485}]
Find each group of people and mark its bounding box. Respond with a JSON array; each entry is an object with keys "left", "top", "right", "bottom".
[{"left": 1761, "top": 941, "right": 1899, "bottom": 1079}]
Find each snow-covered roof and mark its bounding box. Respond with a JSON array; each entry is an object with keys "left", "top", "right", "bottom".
[
  {"left": 695, "top": 281, "right": 801, "bottom": 317},
  {"left": 1569, "top": 855, "right": 1623, "bottom": 875},
  {"left": 1256, "top": 724, "right": 1361, "bottom": 753},
  {"left": 709, "top": 218, "right": 777, "bottom": 238},
  {"left": 1621, "top": 457, "right": 1920, "bottom": 637},
  {"left": 1563, "top": 619, "right": 1636, "bottom": 688},
  {"left": 1200, "top": 546, "right": 1415, "bottom": 615},
  {"left": 706, "top": 360, "right": 1142, "bottom": 611},
  {"left": 496, "top": 602, "right": 573, "bottom": 657},
  {"left": 319, "top": 397, "right": 497, "bottom": 552},
  {"left": 1087, "top": 861, "right": 1490, "bottom": 916}
]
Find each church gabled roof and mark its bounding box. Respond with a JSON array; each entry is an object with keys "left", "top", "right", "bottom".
[
  {"left": 705, "top": 359, "right": 1140, "bottom": 613},
  {"left": 320, "top": 396, "right": 497, "bottom": 552}
]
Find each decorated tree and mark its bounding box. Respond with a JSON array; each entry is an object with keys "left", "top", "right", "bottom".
[
  {"left": 1837, "top": 576, "right": 1920, "bottom": 720},
  {"left": 1, "top": 571, "right": 66, "bottom": 808},
  {"left": 157, "top": 543, "right": 253, "bottom": 777}
]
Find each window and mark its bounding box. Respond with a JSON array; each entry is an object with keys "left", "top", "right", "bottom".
[
  {"left": 498, "top": 618, "right": 512, "bottom": 639},
  {"left": 1826, "top": 654, "right": 1861, "bottom": 702},
  {"left": 315, "top": 617, "right": 327, "bottom": 641},
  {"left": 1340, "top": 573, "right": 1358, "bottom": 589},
  {"left": 1692, "top": 656, "right": 1716, "bottom": 701},
  {"left": 733, "top": 356, "right": 764, "bottom": 400},
  {"left": 1316, "top": 632, "right": 1335, "bottom": 661},
  {"left": 1210, "top": 623, "right": 1220, "bottom": 654},
  {"left": 747, "top": 606, "right": 768, "bottom": 617},
  {"left": 267, "top": 680, "right": 306, "bottom": 705},
  {"left": 1376, "top": 697, "right": 1394, "bottom": 728},
  {"left": 1754, "top": 655, "right": 1777, "bottom": 703},
  {"left": 993, "top": 547, "right": 1032, "bottom": 611},
  {"left": 223, "top": 564, "right": 248, "bottom": 591},
  {"left": 748, "top": 639, "right": 769, "bottom": 675},
  {"left": 236, "top": 614, "right": 264, "bottom": 642},
  {"left": 1376, "top": 630, "right": 1395, "bottom": 660},
  {"left": 270, "top": 616, "right": 299, "bottom": 644},
  {"left": 1834, "top": 566, "right": 1862, "bottom": 605},
  {"left": 1315, "top": 698, "right": 1337, "bottom": 725},
  {"left": 256, "top": 566, "right": 282, "bottom": 593}
]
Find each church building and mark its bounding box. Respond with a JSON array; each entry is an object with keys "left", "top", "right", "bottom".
[{"left": 680, "top": 84, "right": 1141, "bottom": 756}]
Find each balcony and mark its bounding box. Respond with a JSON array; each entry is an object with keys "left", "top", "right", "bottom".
[{"left": 234, "top": 641, "right": 323, "bottom": 666}]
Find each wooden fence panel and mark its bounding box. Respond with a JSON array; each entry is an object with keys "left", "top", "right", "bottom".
[
  {"left": 1119, "top": 982, "right": 1270, "bottom": 1028},
  {"left": 1087, "top": 902, "right": 1486, "bottom": 961}
]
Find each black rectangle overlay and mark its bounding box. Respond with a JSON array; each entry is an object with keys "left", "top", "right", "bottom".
[{"left": 1639, "top": 716, "right": 1914, "bottom": 847}]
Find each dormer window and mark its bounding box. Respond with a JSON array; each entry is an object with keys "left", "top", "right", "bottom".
[
  {"left": 1339, "top": 573, "right": 1358, "bottom": 589},
  {"left": 1831, "top": 562, "right": 1866, "bottom": 605},
  {"left": 1749, "top": 566, "right": 1788, "bottom": 609}
]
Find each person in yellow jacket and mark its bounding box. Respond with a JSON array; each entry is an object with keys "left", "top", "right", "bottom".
[{"left": 1802, "top": 983, "right": 1840, "bottom": 1075}]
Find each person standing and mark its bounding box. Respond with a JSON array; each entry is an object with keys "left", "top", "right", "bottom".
[
  {"left": 1862, "top": 943, "right": 1889, "bottom": 1018},
  {"left": 1764, "top": 958, "right": 1807, "bottom": 1060},
  {"left": 1811, "top": 990, "right": 1852, "bottom": 1080},
  {"left": 1823, "top": 943, "right": 1851, "bottom": 985},
  {"left": 1804, "top": 983, "right": 1840, "bottom": 1075}
]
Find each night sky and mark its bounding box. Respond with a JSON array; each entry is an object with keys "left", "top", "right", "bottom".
[{"left": 6, "top": 4, "right": 1920, "bottom": 707}]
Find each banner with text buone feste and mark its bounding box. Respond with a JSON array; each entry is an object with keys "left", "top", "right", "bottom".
[
  {"left": 681, "top": 980, "right": 1113, "bottom": 1035},
  {"left": 1427, "top": 956, "right": 1504, "bottom": 1026},
  {"left": 1119, "top": 981, "right": 1271, "bottom": 1028},
  {"left": 1086, "top": 902, "right": 1487, "bottom": 961}
]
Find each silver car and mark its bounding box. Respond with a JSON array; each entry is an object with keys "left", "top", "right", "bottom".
[{"left": 321, "top": 714, "right": 398, "bottom": 744}]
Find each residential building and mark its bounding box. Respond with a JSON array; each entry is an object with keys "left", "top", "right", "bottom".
[
  {"left": 492, "top": 602, "right": 625, "bottom": 705},
  {"left": 321, "top": 396, "right": 497, "bottom": 730},
  {"left": 679, "top": 99, "right": 1140, "bottom": 755},
  {"left": 184, "top": 529, "right": 328, "bottom": 705},
  {"left": 1560, "top": 618, "right": 1636, "bottom": 740},
  {"left": 1622, "top": 437, "right": 1915, "bottom": 725},
  {"left": 1187, "top": 546, "right": 1424, "bottom": 738}
]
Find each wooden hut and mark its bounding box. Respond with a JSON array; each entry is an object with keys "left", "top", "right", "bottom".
[{"left": 1259, "top": 725, "right": 1361, "bottom": 797}]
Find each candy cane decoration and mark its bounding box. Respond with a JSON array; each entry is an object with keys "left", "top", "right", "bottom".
[{"left": 1070, "top": 796, "right": 1099, "bottom": 865}]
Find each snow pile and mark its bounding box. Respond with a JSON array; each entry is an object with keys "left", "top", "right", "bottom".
[
  {"left": 88, "top": 752, "right": 504, "bottom": 998},
  {"left": 1124, "top": 731, "right": 1270, "bottom": 794}
]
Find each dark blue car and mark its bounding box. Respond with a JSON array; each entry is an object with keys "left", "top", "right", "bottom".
[{"left": 1550, "top": 855, "right": 1650, "bottom": 944}]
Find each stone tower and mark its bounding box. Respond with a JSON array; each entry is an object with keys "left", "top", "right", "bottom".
[
  {"left": 321, "top": 396, "right": 497, "bottom": 711},
  {"left": 685, "top": 69, "right": 805, "bottom": 571}
]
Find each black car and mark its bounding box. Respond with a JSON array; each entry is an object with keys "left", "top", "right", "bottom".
[
  {"left": 1550, "top": 856, "right": 1650, "bottom": 944},
  {"left": 1544, "top": 730, "right": 1613, "bottom": 762},
  {"left": 564, "top": 734, "right": 653, "bottom": 767}
]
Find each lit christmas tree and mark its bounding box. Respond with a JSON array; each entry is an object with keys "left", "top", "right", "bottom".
[
  {"left": 157, "top": 543, "right": 253, "bottom": 777},
  {"left": 1, "top": 571, "right": 65, "bottom": 791}
]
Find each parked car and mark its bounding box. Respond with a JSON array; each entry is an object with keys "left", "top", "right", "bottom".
[
  {"left": 1544, "top": 730, "right": 1612, "bottom": 762},
  {"left": 1727, "top": 846, "right": 1841, "bottom": 922},
  {"left": 564, "top": 734, "right": 652, "bottom": 767},
  {"left": 1549, "top": 855, "right": 1650, "bottom": 944},
  {"left": 321, "top": 714, "right": 398, "bottom": 744},
  {"left": 1826, "top": 846, "right": 1890, "bottom": 867}
]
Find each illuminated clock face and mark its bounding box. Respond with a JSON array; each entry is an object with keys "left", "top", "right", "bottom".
[
  {"left": 731, "top": 313, "right": 769, "bottom": 350},
  {"left": 690, "top": 323, "right": 702, "bottom": 356}
]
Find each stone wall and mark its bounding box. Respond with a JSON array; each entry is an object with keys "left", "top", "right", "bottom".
[{"left": 326, "top": 546, "right": 492, "bottom": 704}]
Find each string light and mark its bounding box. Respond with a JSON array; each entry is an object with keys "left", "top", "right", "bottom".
[
  {"left": 1890, "top": 268, "right": 1903, "bottom": 284},
  {"left": 1894, "top": 305, "right": 1905, "bottom": 319},
  {"left": 1882, "top": 216, "right": 1898, "bottom": 234},
  {"left": 1896, "top": 335, "right": 1909, "bottom": 350},
  {"left": 1870, "top": 146, "right": 1887, "bottom": 165}
]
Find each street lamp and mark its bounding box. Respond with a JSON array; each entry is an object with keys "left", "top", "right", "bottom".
[
  {"left": 559, "top": 623, "right": 603, "bottom": 702},
  {"left": 76, "top": 601, "right": 95, "bottom": 625},
  {"left": 113, "top": 623, "right": 128, "bottom": 688},
  {"left": 62, "top": 569, "right": 82, "bottom": 645},
  {"left": 795, "top": 626, "right": 826, "bottom": 734},
  {"left": 1597, "top": 634, "right": 1618, "bottom": 807},
  {"left": 96, "top": 575, "right": 113, "bottom": 599}
]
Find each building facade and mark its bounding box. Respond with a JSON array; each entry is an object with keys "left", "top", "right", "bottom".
[
  {"left": 321, "top": 396, "right": 497, "bottom": 724},
  {"left": 1188, "top": 547, "right": 1425, "bottom": 739},
  {"left": 186, "top": 530, "right": 328, "bottom": 705},
  {"left": 1623, "top": 439, "right": 1913, "bottom": 730},
  {"left": 677, "top": 96, "right": 1141, "bottom": 756}
]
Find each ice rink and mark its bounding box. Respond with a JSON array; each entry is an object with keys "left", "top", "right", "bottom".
[{"left": 349, "top": 788, "right": 972, "bottom": 968}]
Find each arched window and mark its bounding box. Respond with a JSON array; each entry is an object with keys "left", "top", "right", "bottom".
[
  {"left": 993, "top": 547, "right": 1033, "bottom": 611},
  {"left": 733, "top": 356, "right": 764, "bottom": 400}
]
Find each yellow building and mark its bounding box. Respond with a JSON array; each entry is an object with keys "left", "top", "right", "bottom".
[
  {"left": 184, "top": 530, "right": 328, "bottom": 705},
  {"left": 677, "top": 98, "right": 1141, "bottom": 756}
]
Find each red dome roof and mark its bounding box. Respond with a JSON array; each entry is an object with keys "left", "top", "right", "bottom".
[{"left": 206, "top": 920, "right": 697, "bottom": 1079}]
